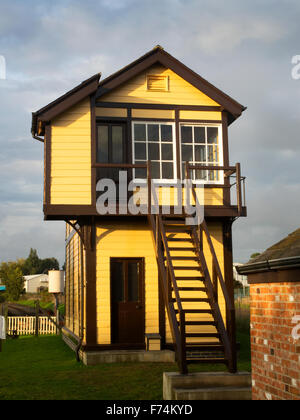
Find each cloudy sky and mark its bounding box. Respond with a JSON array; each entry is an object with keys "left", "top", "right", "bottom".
[{"left": 0, "top": 0, "right": 299, "bottom": 266}]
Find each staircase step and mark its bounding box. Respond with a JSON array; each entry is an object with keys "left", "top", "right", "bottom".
[
  {"left": 175, "top": 309, "right": 213, "bottom": 314},
  {"left": 167, "top": 238, "right": 193, "bottom": 242},
  {"left": 173, "top": 386, "right": 252, "bottom": 400},
  {"left": 173, "top": 266, "right": 201, "bottom": 270},
  {"left": 186, "top": 358, "right": 227, "bottom": 364},
  {"left": 176, "top": 276, "right": 205, "bottom": 281},
  {"left": 168, "top": 247, "right": 196, "bottom": 251},
  {"left": 169, "top": 256, "right": 198, "bottom": 261},
  {"left": 177, "top": 287, "right": 206, "bottom": 292},
  {"left": 172, "top": 298, "right": 210, "bottom": 303},
  {"left": 185, "top": 333, "right": 220, "bottom": 338},
  {"left": 186, "top": 344, "right": 224, "bottom": 352},
  {"left": 163, "top": 220, "right": 186, "bottom": 225},
  {"left": 184, "top": 321, "right": 216, "bottom": 326},
  {"left": 165, "top": 227, "right": 192, "bottom": 233}
]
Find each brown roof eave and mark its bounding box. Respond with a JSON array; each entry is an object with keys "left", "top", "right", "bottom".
[
  {"left": 236, "top": 256, "right": 300, "bottom": 275},
  {"left": 97, "top": 46, "right": 246, "bottom": 121},
  {"left": 31, "top": 72, "right": 101, "bottom": 137}
]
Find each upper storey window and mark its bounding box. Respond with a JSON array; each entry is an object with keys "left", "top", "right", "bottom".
[
  {"left": 132, "top": 122, "right": 176, "bottom": 182},
  {"left": 180, "top": 124, "right": 223, "bottom": 183}
]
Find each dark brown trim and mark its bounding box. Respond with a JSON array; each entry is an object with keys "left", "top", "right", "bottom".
[
  {"left": 96, "top": 116, "right": 128, "bottom": 122},
  {"left": 158, "top": 272, "right": 166, "bottom": 348},
  {"left": 175, "top": 109, "right": 181, "bottom": 180},
  {"left": 43, "top": 204, "right": 247, "bottom": 219},
  {"left": 32, "top": 73, "right": 101, "bottom": 131},
  {"left": 223, "top": 219, "right": 234, "bottom": 306},
  {"left": 44, "top": 124, "right": 51, "bottom": 205},
  {"left": 90, "top": 94, "right": 97, "bottom": 208},
  {"left": 96, "top": 101, "right": 222, "bottom": 112},
  {"left": 179, "top": 119, "right": 222, "bottom": 124},
  {"left": 222, "top": 112, "right": 230, "bottom": 206},
  {"left": 84, "top": 220, "right": 97, "bottom": 347},
  {"left": 222, "top": 219, "right": 237, "bottom": 372},
  {"left": 248, "top": 268, "right": 300, "bottom": 284}
]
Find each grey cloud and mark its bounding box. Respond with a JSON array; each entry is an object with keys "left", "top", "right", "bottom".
[{"left": 0, "top": 0, "right": 299, "bottom": 264}]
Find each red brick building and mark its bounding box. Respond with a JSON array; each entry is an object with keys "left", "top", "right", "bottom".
[{"left": 238, "top": 228, "right": 300, "bottom": 400}]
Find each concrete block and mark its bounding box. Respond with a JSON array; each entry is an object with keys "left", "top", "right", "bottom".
[{"left": 163, "top": 371, "right": 252, "bottom": 400}]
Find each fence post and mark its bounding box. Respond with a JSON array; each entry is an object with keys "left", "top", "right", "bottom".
[{"left": 35, "top": 301, "right": 39, "bottom": 337}]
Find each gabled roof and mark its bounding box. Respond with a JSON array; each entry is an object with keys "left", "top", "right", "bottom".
[
  {"left": 31, "top": 46, "right": 246, "bottom": 138},
  {"left": 97, "top": 46, "right": 246, "bottom": 123}
]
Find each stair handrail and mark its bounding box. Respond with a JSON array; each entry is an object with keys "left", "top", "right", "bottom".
[
  {"left": 185, "top": 162, "right": 234, "bottom": 311},
  {"left": 185, "top": 162, "right": 237, "bottom": 372},
  {"left": 147, "top": 161, "right": 187, "bottom": 373}
]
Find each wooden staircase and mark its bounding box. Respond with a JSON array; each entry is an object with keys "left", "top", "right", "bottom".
[{"left": 148, "top": 212, "right": 237, "bottom": 374}]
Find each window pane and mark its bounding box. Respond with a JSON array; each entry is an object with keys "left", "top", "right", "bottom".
[
  {"left": 195, "top": 145, "right": 206, "bottom": 162},
  {"left": 97, "top": 125, "right": 108, "bottom": 163},
  {"left": 128, "top": 262, "right": 139, "bottom": 302},
  {"left": 195, "top": 169, "right": 207, "bottom": 181},
  {"left": 161, "top": 125, "right": 173, "bottom": 142},
  {"left": 207, "top": 145, "right": 218, "bottom": 162},
  {"left": 148, "top": 124, "right": 159, "bottom": 141},
  {"left": 134, "top": 143, "right": 146, "bottom": 160},
  {"left": 182, "top": 145, "right": 193, "bottom": 162},
  {"left": 134, "top": 124, "right": 146, "bottom": 141},
  {"left": 112, "top": 126, "right": 123, "bottom": 163},
  {"left": 111, "top": 262, "right": 124, "bottom": 302},
  {"left": 148, "top": 143, "right": 160, "bottom": 160},
  {"left": 194, "top": 127, "right": 206, "bottom": 143},
  {"left": 162, "top": 162, "right": 174, "bottom": 179},
  {"left": 181, "top": 126, "right": 192, "bottom": 143},
  {"left": 135, "top": 161, "right": 146, "bottom": 179},
  {"left": 161, "top": 144, "right": 173, "bottom": 161},
  {"left": 207, "top": 127, "right": 218, "bottom": 144},
  {"left": 151, "top": 162, "right": 160, "bottom": 179}
]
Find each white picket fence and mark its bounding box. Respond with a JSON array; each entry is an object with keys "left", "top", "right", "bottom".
[{"left": 7, "top": 316, "right": 57, "bottom": 335}]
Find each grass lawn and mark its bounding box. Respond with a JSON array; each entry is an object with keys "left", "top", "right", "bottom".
[{"left": 0, "top": 328, "right": 250, "bottom": 400}]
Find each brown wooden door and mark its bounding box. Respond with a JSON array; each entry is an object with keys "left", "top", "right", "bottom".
[{"left": 111, "top": 258, "right": 145, "bottom": 346}]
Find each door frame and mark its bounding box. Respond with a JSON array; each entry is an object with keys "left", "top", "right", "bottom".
[{"left": 110, "top": 257, "right": 145, "bottom": 347}]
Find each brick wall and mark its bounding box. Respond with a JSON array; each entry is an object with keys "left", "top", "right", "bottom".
[{"left": 250, "top": 282, "right": 300, "bottom": 400}]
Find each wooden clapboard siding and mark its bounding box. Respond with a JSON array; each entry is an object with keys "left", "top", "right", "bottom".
[
  {"left": 164, "top": 220, "right": 226, "bottom": 344},
  {"left": 132, "top": 186, "right": 223, "bottom": 208},
  {"left": 131, "top": 109, "right": 175, "bottom": 119},
  {"left": 95, "top": 107, "right": 127, "bottom": 118},
  {"left": 50, "top": 99, "right": 91, "bottom": 205},
  {"left": 95, "top": 220, "right": 159, "bottom": 345},
  {"left": 98, "top": 64, "right": 220, "bottom": 106},
  {"left": 179, "top": 110, "right": 222, "bottom": 120},
  {"left": 65, "top": 226, "right": 83, "bottom": 338}
]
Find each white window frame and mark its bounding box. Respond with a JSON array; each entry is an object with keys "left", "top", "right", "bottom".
[
  {"left": 179, "top": 123, "right": 224, "bottom": 185},
  {"left": 132, "top": 121, "right": 177, "bottom": 184}
]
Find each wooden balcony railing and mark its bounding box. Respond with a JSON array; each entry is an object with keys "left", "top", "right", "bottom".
[
  {"left": 92, "top": 161, "right": 246, "bottom": 216},
  {"left": 186, "top": 162, "right": 246, "bottom": 216}
]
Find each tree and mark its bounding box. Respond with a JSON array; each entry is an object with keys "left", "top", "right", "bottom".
[
  {"left": 22, "top": 248, "right": 40, "bottom": 275},
  {"left": 21, "top": 248, "right": 60, "bottom": 275},
  {"left": 39, "top": 257, "right": 59, "bottom": 273},
  {"left": 250, "top": 252, "right": 261, "bottom": 259},
  {"left": 0, "top": 262, "right": 24, "bottom": 301}
]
